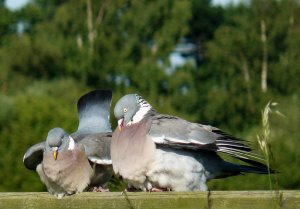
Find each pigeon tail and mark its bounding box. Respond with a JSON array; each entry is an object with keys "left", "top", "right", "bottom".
[{"left": 220, "top": 161, "right": 275, "bottom": 178}]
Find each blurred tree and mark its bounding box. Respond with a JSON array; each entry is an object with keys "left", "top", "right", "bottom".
[
  {"left": 197, "top": 0, "right": 300, "bottom": 131},
  {"left": 188, "top": 0, "right": 224, "bottom": 42},
  {"left": 0, "top": 1, "right": 15, "bottom": 43},
  {"left": 270, "top": 0, "right": 300, "bottom": 94},
  {"left": 198, "top": 3, "right": 263, "bottom": 130}
]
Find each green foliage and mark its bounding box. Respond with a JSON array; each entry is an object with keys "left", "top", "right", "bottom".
[
  {"left": 0, "top": 0, "right": 299, "bottom": 192},
  {"left": 269, "top": 95, "right": 300, "bottom": 189},
  {"left": 0, "top": 4, "right": 15, "bottom": 41},
  {"left": 188, "top": 0, "right": 224, "bottom": 41},
  {"left": 0, "top": 94, "right": 15, "bottom": 128}
]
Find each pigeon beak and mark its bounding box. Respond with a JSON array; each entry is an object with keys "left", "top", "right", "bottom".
[
  {"left": 118, "top": 118, "right": 124, "bottom": 131},
  {"left": 52, "top": 147, "right": 58, "bottom": 160}
]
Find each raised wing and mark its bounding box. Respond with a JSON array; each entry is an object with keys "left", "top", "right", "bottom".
[
  {"left": 74, "top": 132, "right": 112, "bottom": 165},
  {"left": 23, "top": 141, "right": 45, "bottom": 170},
  {"left": 77, "top": 90, "right": 112, "bottom": 134},
  {"left": 149, "top": 114, "right": 264, "bottom": 164}
]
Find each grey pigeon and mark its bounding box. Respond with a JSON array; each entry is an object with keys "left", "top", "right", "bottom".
[
  {"left": 111, "top": 94, "right": 273, "bottom": 192},
  {"left": 23, "top": 90, "right": 113, "bottom": 198}
]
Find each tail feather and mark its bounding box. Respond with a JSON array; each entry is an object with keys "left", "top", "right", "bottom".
[{"left": 217, "top": 161, "right": 275, "bottom": 179}]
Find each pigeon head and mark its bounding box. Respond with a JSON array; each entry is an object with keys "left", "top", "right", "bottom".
[
  {"left": 45, "top": 127, "right": 75, "bottom": 160},
  {"left": 114, "top": 94, "right": 152, "bottom": 130}
]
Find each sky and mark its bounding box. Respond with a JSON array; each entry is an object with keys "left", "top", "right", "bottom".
[
  {"left": 5, "top": 0, "right": 243, "bottom": 10},
  {"left": 213, "top": 0, "right": 244, "bottom": 6},
  {"left": 5, "top": 0, "right": 29, "bottom": 10}
]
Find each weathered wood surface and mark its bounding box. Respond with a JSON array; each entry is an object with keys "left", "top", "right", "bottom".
[{"left": 0, "top": 191, "right": 299, "bottom": 209}]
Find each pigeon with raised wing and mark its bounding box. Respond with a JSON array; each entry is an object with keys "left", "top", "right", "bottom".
[
  {"left": 23, "top": 90, "right": 113, "bottom": 198},
  {"left": 111, "top": 94, "right": 272, "bottom": 192}
]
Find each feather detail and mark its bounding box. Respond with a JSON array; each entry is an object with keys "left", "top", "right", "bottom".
[
  {"left": 130, "top": 101, "right": 152, "bottom": 124},
  {"left": 88, "top": 156, "right": 112, "bottom": 165},
  {"left": 68, "top": 136, "right": 75, "bottom": 150},
  {"left": 212, "top": 130, "right": 265, "bottom": 162}
]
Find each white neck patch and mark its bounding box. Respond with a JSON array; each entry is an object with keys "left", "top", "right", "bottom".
[
  {"left": 68, "top": 136, "right": 75, "bottom": 150},
  {"left": 129, "top": 104, "right": 151, "bottom": 125}
]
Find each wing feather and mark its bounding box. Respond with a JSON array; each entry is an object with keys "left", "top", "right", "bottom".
[
  {"left": 74, "top": 132, "right": 112, "bottom": 165},
  {"left": 149, "top": 113, "right": 264, "bottom": 162},
  {"left": 77, "top": 89, "right": 112, "bottom": 133},
  {"left": 23, "top": 142, "right": 45, "bottom": 170}
]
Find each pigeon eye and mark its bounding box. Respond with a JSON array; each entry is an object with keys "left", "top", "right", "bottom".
[{"left": 123, "top": 108, "right": 128, "bottom": 113}]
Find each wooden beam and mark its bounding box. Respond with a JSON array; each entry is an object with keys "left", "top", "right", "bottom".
[{"left": 0, "top": 191, "right": 299, "bottom": 209}]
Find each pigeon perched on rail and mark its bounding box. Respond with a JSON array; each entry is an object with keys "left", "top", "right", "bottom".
[
  {"left": 111, "top": 94, "right": 272, "bottom": 192},
  {"left": 23, "top": 90, "right": 113, "bottom": 199}
]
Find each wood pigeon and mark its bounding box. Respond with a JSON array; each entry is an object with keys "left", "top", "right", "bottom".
[
  {"left": 23, "top": 90, "right": 113, "bottom": 198},
  {"left": 111, "top": 94, "right": 273, "bottom": 192}
]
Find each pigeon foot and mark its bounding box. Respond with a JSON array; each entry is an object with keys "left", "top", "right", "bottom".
[
  {"left": 150, "top": 187, "right": 170, "bottom": 192},
  {"left": 92, "top": 186, "right": 109, "bottom": 192}
]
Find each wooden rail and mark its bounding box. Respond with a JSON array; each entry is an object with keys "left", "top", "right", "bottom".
[{"left": 0, "top": 191, "right": 299, "bottom": 209}]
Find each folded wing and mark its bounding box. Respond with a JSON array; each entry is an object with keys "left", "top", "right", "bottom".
[
  {"left": 149, "top": 114, "right": 265, "bottom": 166},
  {"left": 74, "top": 132, "right": 112, "bottom": 165}
]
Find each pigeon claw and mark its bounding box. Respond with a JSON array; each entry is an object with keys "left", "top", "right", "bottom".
[
  {"left": 92, "top": 186, "right": 109, "bottom": 192},
  {"left": 150, "top": 187, "right": 170, "bottom": 192}
]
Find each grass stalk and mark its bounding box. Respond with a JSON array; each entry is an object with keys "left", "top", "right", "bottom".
[{"left": 257, "top": 102, "right": 284, "bottom": 189}]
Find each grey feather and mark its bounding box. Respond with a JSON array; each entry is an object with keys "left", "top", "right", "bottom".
[
  {"left": 73, "top": 132, "right": 112, "bottom": 164},
  {"left": 149, "top": 113, "right": 264, "bottom": 162},
  {"left": 23, "top": 142, "right": 45, "bottom": 170},
  {"left": 77, "top": 89, "right": 112, "bottom": 133},
  {"left": 150, "top": 114, "right": 218, "bottom": 145}
]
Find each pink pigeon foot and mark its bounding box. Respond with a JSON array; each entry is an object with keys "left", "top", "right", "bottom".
[
  {"left": 92, "top": 186, "right": 109, "bottom": 192},
  {"left": 150, "top": 187, "right": 170, "bottom": 192}
]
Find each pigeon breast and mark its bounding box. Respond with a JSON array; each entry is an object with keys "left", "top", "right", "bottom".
[
  {"left": 40, "top": 145, "right": 93, "bottom": 194},
  {"left": 111, "top": 118, "right": 155, "bottom": 184}
]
